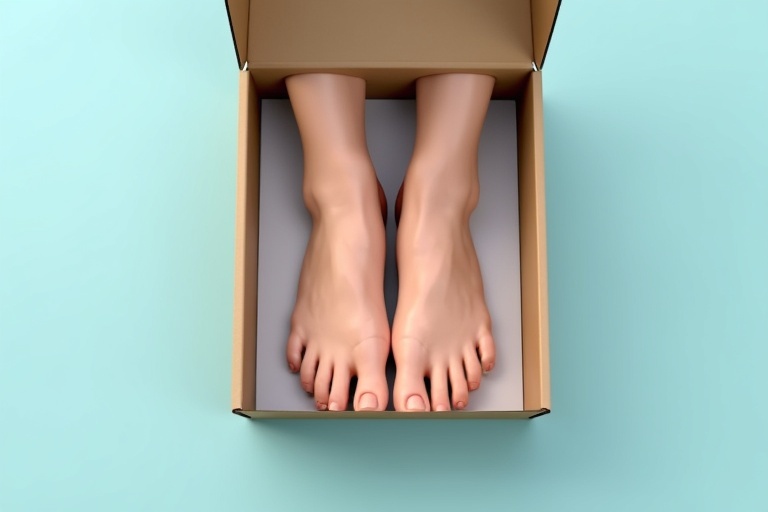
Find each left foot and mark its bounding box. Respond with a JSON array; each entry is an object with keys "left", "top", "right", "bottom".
[{"left": 392, "top": 167, "right": 496, "bottom": 411}]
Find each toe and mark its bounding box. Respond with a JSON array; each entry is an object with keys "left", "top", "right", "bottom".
[
  {"left": 449, "top": 360, "right": 469, "bottom": 410},
  {"left": 429, "top": 366, "right": 451, "bottom": 412},
  {"left": 328, "top": 364, "right": 350, "bottom": 411},
  {"left": 313, "top": 359, "right": 332, "bottom": 410},
  {"left": 299, "top": 349, "right": 318, "bottom": 394},
  {"left": 354, "top": 365, "right": 388, "bottom": 411},
  {"left": 477, "top": 331, "right": 496, "bottom": 373},
  {"left": 393, "top": 363, "right": 429, "bottom": 412},
  {"left": 353, "top": 347, "right": 389, "bottom": 411},
  {"left": 463, "top": 349, "right": 482, "bottom": 391},
  {"left": 286, "top": 332, "right": 305, "bottom": 373}
]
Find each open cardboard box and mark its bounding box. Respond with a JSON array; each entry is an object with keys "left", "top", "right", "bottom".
[{"left": 227, "top": 0, "right": 559, "bottom": 419}]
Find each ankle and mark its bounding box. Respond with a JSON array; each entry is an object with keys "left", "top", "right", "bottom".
[
  {"left": 303, "top": 154, "right": 380, "bottom": 218},
  {"left": 401, "top": 169, "right": 479, "bottom": 222}
]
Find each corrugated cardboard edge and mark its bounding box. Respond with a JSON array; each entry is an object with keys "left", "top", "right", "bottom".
[
  {"left": 531, "top": 0, "right": 562, "bottom": 69},
  {"left": 232, "top": 70, "right": 259, "bottom": 413},
  {"left": 235, "top": 409, "right": 550, "bottom": 419},
  {"left": 518, "top": 71, "right": 551, "bottom": 411},
  {"left": 225, "top": 0, "right": 250, "bottom": 69}
]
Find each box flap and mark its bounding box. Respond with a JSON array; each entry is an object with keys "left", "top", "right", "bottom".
[
  {"left": 226, "top": 0, "right": 250, "bottom": 69},
  {"left": 531, "top": 0, "right": 561, "bottom": 69},
  {"left": 226, "top": 0, "right": 561, "bottom": 72}
]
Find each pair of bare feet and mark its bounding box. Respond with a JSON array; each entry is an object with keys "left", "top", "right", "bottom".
[{"left": 284, "top": 72, "right": 496, "bottom": 412}]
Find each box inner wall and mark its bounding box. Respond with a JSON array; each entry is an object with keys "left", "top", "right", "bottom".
[{"left": 248, "top": 0, "right": 533, "bottom": 66}]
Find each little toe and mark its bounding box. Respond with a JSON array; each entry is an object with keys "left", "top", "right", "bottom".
[
  {"left": 478, "top": 331, "right": 496, "bottom": 373},
  {"left": 299, "top": 349, "right": 318, "bottom": 394},
  {"left": 429, "top": 367, "right": 451, "bottom": 412},
  {"left": 313, "top": 359, "right": 332, "bottom": 411},
  {"left": 328, "top": 364, "right": 350, "bottom": 411},
  {"left": 449, "top": 360, "right": 469, "bottom": 410},
  {"left": 393, "top": 364, "right": 430, "bottom": 412},
  {"left": 286, "top": 332, "right": 305, "bottom": 373},
  {"left": 463, "top": 349, "right": 482, "bottom": 391}
]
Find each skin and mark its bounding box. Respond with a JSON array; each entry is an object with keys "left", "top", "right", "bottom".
[
  {"left": 392, "top": 73, "right": 497, "bottom": 412},
  {"left": 284, "top": 73, "right": 390, "bottom": 411},
  {"left": 285, "top": 72, "right": 497, "bottom": 412}
]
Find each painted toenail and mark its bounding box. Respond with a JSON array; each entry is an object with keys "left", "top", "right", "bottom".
[
  {"left": 329, "top": 402, "right": 340, "bottom": 411},
  {"left": 359, "top": 393, "right": 378, "bottom": 410},
  {"left": 456, "top": 401, "right": 466, "bottom": 410},
  {"left": 406, "top": 395, "right": 426, "bottom": 411},
  {"left": 317, "top": 402, "right": 327, "bottom": 411},
  {"left": 435, "top": 405, "right": 449, "bottom": 412}
]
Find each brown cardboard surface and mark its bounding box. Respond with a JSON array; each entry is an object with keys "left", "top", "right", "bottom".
[
  {"left": 228, "top": 0, "right": 562, "bottom": 73},
  {"left": 231, "top": 70, "right": 260, "bottom": 412},
  {"left": 532, "top": 0, "right": 562, "bottom": 69},
  {"left": 517, "top": 72, "right": 551, "bottom": 411},
  {"left": 225, "top": 0, "right": 249, "bottom": 69},
  {"left": 248, "top": 0, "right": 532, "bottom": 65}
]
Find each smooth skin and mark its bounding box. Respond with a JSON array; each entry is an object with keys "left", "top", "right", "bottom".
[
  {"left": 392, "top": 73, "right": 497, "bottom": 412},
  {"left": 285, "top": 72, "right": 497, "bottom": 412},
  {"left": 285, "top": 73, "right": 390, "bottom": 412}
]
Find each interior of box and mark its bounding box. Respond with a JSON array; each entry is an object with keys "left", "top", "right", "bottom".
[
  {"left": 256, "top": 97, "right": 523, "bottom": 412},
  {"left": 228, "top": 0, "right": 554, "bottom": 418},
  {"left": 232, "top": 70, "right": 549, "bottom": 418}
]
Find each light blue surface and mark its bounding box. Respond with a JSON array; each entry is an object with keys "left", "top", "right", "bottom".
[{"left": 1, "top": 1, "right": 766, "bottom": 510}]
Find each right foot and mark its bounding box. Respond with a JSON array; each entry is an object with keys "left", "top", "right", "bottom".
[{"left": 286, "top": 157, "right": 390, "bottom": 411}]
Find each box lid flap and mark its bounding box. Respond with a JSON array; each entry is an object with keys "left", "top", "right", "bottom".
[
  {"left": 226, "top": 0, "right": 561, "bottom": 71},
  {"left": 226, "top": 0, "right": 250, "bottom": 69},
  {"left": 532, "top": 0, "right": 561, "bottom": 69}
]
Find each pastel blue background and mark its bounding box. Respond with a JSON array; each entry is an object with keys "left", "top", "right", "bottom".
[{"left": 1, "top": 1, "right": 766, "bottom": 510}]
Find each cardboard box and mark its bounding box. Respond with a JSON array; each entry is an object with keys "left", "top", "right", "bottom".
[{"left": 227, "top": 0, "right": 559, "bottom": 419}]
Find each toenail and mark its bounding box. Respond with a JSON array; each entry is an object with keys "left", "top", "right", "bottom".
[
  {"left": 469, "top": 381, "right": 479, "bottom": 390},
  {"left": 435, "top": 405, "right": 449, "bottom": 412},
  {"left": 358, "top": 393, "right": 378, "bottom": 410},
  {"left": 406, "top": 395, "right": 426, "bottom": 411},
  {"left": 456, "top": 401, "right": 466, "bottom": 410},
  {"left": 317, "top": 402, "right": 327, "bottom": 411},
  {"left": 288, "top": 363, "right": 296, "bottom": 372},
  {"left": 329, "top": 402, "right": 340, "bottom": 411},
  {"left": 484, "top": 363, "right": 494, "bottom": 373}
]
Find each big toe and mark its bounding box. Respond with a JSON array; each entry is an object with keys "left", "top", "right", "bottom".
[
  {"left": 394, "top": 364, "right": 430, "bottom": 412},
  {"left": 354, "top": 373, "right": 388, "bottom": 411},
  {"left": 353, "top": 353, "right": 389, "bottom": 411}
]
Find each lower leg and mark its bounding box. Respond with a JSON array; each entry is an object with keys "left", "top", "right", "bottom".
[
  {"left": 285, "top": 73, "right": 386, "bottom": 220},
  {"left": 393, "top": 73, "right": 497, "bottom": 412},
  {"left": 285, "top": 73, "right": 390, "bottom": 411}
]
